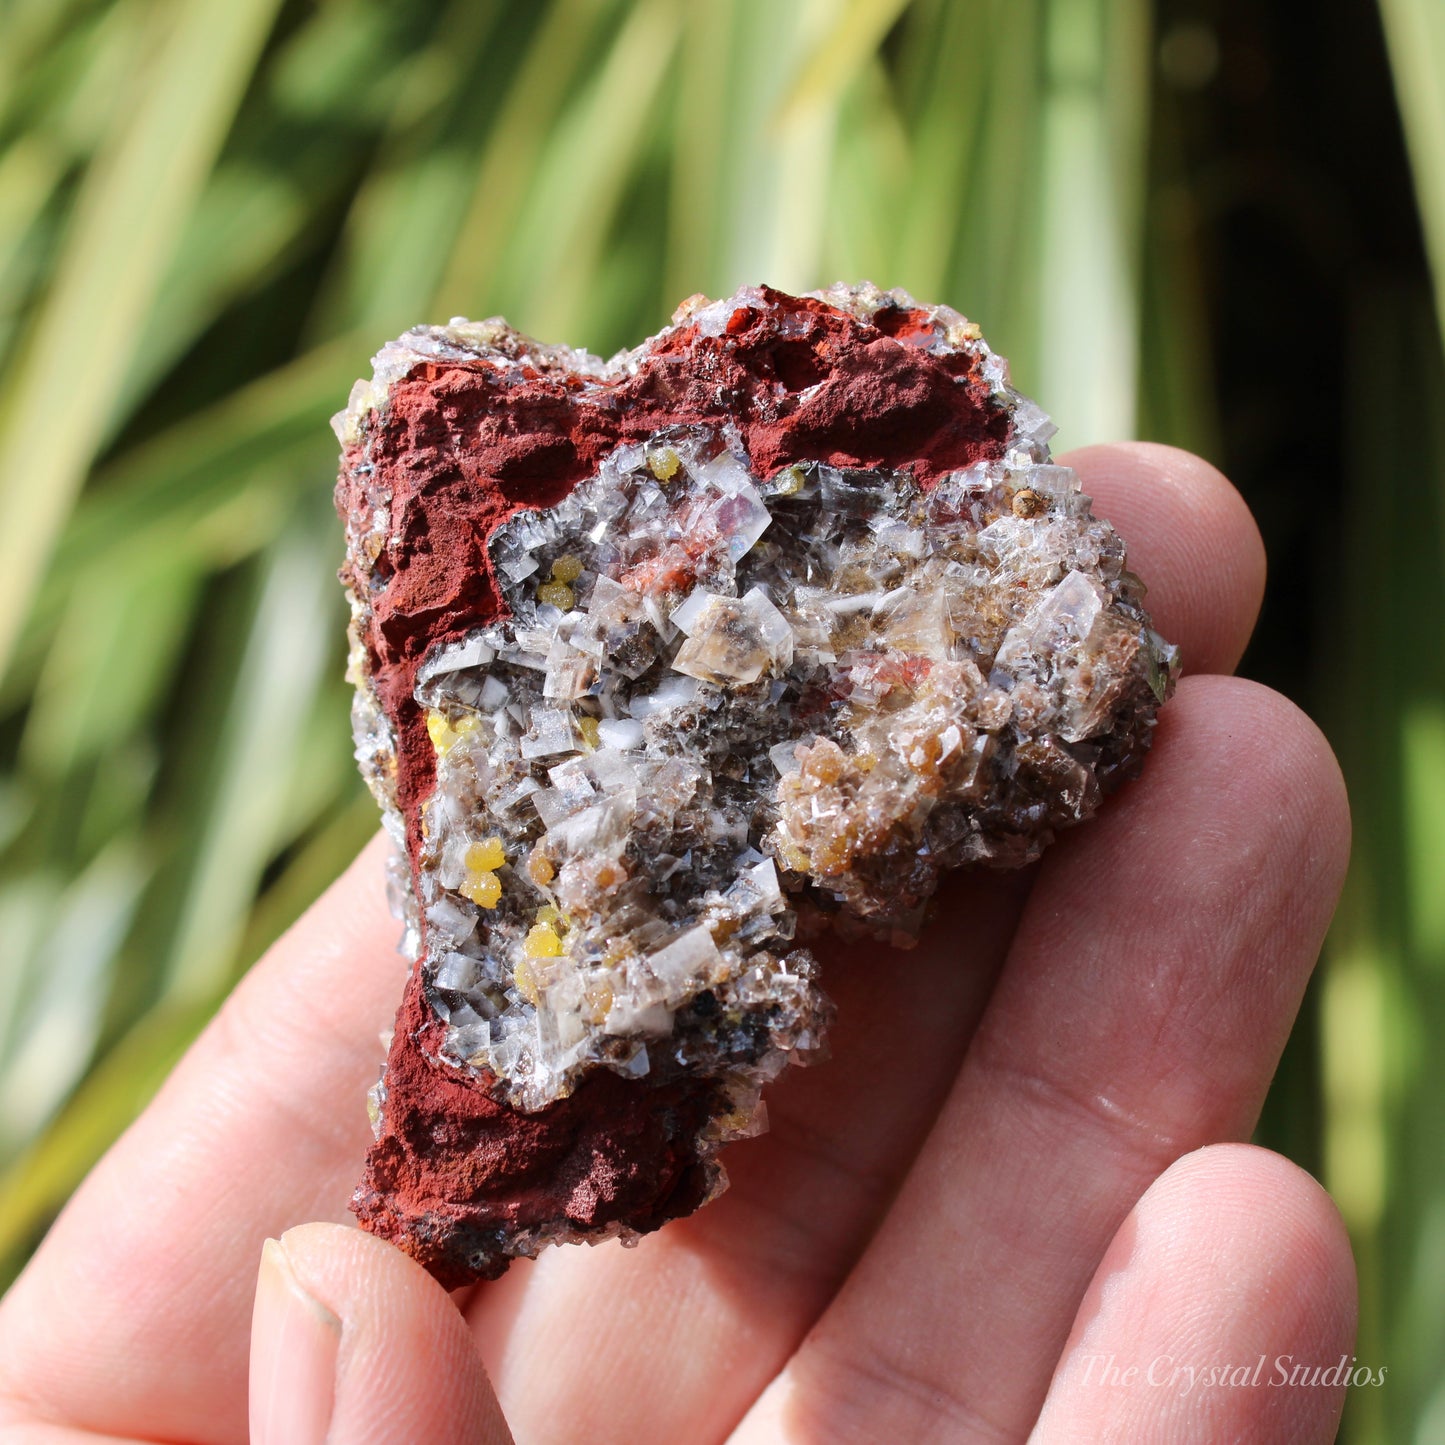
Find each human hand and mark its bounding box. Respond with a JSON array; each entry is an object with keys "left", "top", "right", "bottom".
[{"left": 0, "top": 443, "right": 1354, "bottom": 1445}]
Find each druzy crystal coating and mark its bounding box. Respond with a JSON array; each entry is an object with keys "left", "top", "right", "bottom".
[{"left": 334, "top": 283, "right": 1179, "bottom": 1285}]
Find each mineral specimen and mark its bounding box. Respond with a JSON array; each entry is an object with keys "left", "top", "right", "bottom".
[{"left": 333, "top": 283, "right": 1179, "bottom": 1286}]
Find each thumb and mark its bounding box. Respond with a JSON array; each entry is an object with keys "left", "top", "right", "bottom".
[{"left": 249, "top": 1221, "right": 512, "bottom": 1445}]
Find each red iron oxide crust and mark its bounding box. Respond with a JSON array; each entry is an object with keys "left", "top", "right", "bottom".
[
  {"left": 339, "top": 287, "right": 1013, "bottom": 1282},
  {"left": 352, "top": 973, "right": 725, "bottom": 1287}
]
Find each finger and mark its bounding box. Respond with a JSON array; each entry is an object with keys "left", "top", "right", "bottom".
[
  {"left": 729, "top": 677, "right": 1350, "bottom": 1444},
  {"left": 466, "top": 454, "right": 1270, "bottom": 1445},
  {"left": 1033, "top": 1144, "right": 1356, "bottom": 1443},
  {"left": 0, "top": 835, "right": 403, "bottom": 1445},
  {"left": 1063, "top": 441, "right": 1266, "bottom": 676},
  {"left": 250, "top": 1223, "right": 512, "bottom": 1445}
]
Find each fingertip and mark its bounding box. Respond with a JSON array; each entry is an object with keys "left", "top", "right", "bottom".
[
  {"left": 1144, "top": 1144, "right": 1360, "bottom": 1409},
  {"left": 1062, "top": 440, "right": 1267, "bottom": 677},
  {"left": 251, "top": 1235, "right": 341, "bottom": 1445},
  {"left": 1159, "top": 675, "right": 1352, "bottom": 907},
  {"left": 1239, "top": 676, "right": 1352, "bottom": 879},
  {"left": 1035, "top": 1144, "right": 1358, "bottom": 1445},
  {"left": 1049, "top": 673, "right": 1351, "bottom": 985},
  {"left": 259, "top": 1223, "right": 511, "bottom": 1445},
  {"left": 1155, "top": 1143, "right": 1358, "bottom": 1328}
]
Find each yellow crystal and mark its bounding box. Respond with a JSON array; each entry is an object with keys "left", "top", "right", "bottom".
[
  {"left": 460, "top": 870, "right": 502, "bottom": 908},
  {"left": 647, "top": 446, "right": 681, "bottom": 481},
  {"left": 537, "top": 579, "right": 574, "bottom": 610},
  {"left": 578, "top": 716, "right": 600, "bottom": 750},
  {"left": 464, "top": 837, "right": 505, "bottom": 872},
  {"left": 513, "top": 957, "right": 540, "bottom": 1005},
  {"left": 426, "top": 709, "right": 478, "bottom": 757},
  {"left": 550, "top": 554, "right": 583, "bottom": 583},
  {"left": 525, "top": 922, "right": 563, "bottom": 958}
]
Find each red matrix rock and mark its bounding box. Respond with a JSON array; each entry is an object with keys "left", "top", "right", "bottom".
[{"left": 340, "top": 288, "right": 1011, "bottom": 1283}]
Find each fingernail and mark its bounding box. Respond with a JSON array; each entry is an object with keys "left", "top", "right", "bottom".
[{"left": 250, "top": 1235, "right": 341, "bottom": 1445}]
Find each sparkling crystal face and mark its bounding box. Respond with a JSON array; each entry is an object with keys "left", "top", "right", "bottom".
[{"left": 408, "top": 421, "right": 1176, "bottom": 1115}]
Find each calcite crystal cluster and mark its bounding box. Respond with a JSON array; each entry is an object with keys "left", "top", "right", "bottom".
[{"left": 333, "top": 283, "right": 1178, "bottom": 1286}]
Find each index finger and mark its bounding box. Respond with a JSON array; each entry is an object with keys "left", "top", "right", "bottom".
[
  {"left": 0, "top": 835, "right": 401, "bottom": 1445},
  {"left": 1065, "top": 440, "right": 1266, "bottom": 677}
]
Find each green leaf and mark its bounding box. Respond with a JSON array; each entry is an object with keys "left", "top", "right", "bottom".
[
  {"left": 1379, "top": 0, "right": 1445, "bottom": 347},
  {"left": 162, "top": 527, "right": 340, "bottom": 1002},
  {"left": 434, "top": 0, "right": 617, "bottom": 322},
  {"left": 30, "top": 337, "right": 363, "bottom": 631},
  {"left": 112, "top": 164, "right": 312, "bottom": 424},
  {"left": 20, "top": 555, "right": 201, "bottom": 777},
  {"left": 496, "top": 0, "right": 684, "bottom": 343},
  {"left": 772, "top": 0, "right": 914, "bottom": 133},
  {"left": 0, "top": 0, "right": 287, "bottom": 683},
  {"left": 1034, "top": 0, "right": 1152, "bottom": 447},
  {"left": 0, "top": 845, "right": 149, "bottom": 1161}
]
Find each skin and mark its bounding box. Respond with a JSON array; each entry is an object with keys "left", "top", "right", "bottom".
[{"left": 0, "top": 443, "right": 1355, "bottom": 1445}]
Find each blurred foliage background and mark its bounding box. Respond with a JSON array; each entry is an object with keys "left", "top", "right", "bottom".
[{"left": 0, "top": 0, "right": 1440, "bottom": 1437}]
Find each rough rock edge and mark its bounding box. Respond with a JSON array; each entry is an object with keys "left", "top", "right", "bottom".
[{"left": 333, "top": 282, "right": 1167, "bottom": 1285}]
